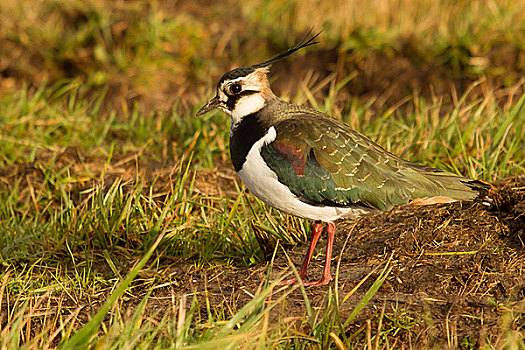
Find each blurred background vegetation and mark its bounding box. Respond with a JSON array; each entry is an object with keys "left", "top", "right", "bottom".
[
  {"left": 1, "top": 0, "right": 524, "bottom": 112},
  {"left": 1, "top": 0, "right": 524, "bottom": 173}
]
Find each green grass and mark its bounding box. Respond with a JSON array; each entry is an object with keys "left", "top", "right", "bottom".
[
  {"left": 1, "top": 0, "right": 525, "bottom": 348},
  {"left": 1, "top": 76, "right": 523, "bottom": 350}
]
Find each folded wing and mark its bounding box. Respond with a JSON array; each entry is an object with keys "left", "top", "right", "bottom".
[{"left": 261, "top": 108, "right": 486, "bottom": 211}]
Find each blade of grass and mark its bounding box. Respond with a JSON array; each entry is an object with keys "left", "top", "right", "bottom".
[{"left": 60, "top": 231, "right": 166, "bottom": 349}]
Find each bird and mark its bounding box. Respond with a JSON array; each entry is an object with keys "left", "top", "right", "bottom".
[{"left": 196, "top": 31, "right": 490, "bottom": 286}]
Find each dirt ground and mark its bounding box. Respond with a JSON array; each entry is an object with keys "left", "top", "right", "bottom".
[
  {"left": 2, "top": 147, "right": 525, "bottom": 347},
  {"left": 168, "top": 174, "right": 525, "bottom": 347},
  {"left": 3, "top": 148, "right": 525, "bottom": 345}
]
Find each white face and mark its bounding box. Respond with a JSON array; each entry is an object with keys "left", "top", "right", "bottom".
[
  {"left": 229, "top": 93, "right": 265, "bottom": 127},
  {"left": 217, "top": 69, "right": 269, "bottom": 128}
]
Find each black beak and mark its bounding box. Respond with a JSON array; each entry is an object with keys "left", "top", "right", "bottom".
[{"left": 196, "top": 96, "right": 220, "bottom": 116}]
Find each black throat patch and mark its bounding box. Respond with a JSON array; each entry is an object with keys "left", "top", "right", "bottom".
[{"left": 229, "top": 111, "right": 270, "bottom": 172}]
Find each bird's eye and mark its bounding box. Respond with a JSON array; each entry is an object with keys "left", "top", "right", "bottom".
[{"left": 228, "top": 83, "right": 242, "bottom": 94}]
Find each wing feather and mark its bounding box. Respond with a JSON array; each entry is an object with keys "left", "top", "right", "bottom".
[{"left": 260, "top": 105, "right": 484, "bottom": 211}]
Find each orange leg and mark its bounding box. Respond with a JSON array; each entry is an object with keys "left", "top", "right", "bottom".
[
  {"left": 304, "top": 222, "right": 335, "bottom": 287},
  {"left": 280, "top": 222, "right": 336, "bottom": 286}
]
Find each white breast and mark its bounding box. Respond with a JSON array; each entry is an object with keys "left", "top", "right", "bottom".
[{"left": 237, "top": 126, "right": 369, "bottom": 222}]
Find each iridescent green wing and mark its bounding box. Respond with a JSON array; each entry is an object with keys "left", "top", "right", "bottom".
[{"left": 261, "top": 109, "right": 480, "bottom": 211}]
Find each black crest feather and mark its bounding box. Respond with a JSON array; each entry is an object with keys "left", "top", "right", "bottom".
[
  {"left": 253, "top": 29, "right": 321, "bottom": 69},
  {"left": 218, "top": 29, "right": 321, "bottom": 85}
]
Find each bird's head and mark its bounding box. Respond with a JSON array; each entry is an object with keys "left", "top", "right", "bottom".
[{"left": 196, "top": 31, "right": 320, "bottom": 126}]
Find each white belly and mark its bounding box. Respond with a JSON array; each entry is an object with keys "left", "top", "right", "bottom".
[{"left": 237, "top": 127, "right": 369, "bottom": 222}]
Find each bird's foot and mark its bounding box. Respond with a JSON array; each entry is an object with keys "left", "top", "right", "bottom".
[
  {"left": 279, "top": 276, "right": 331, "bottom": 287},
  {"left": 302, "top": 278, "right": 330, "bottom": 287},
  {"left": 279, "top": 277, "right": 301, "bottom": 285}
]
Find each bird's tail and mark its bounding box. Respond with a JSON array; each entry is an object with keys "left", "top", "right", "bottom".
[
  {"left": 406, "top": 164, "right": 492, "bottom": 205},
  {"left": 462, "top": 179, "right": 493, "bottom": 206}
]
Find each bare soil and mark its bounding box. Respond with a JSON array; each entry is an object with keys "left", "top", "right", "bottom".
[
  {"left": 2, "top": 148, "right": 525, "bottom": 347},
  {"left": 164, "top": 174, "right": 525, "bottom": 347}
]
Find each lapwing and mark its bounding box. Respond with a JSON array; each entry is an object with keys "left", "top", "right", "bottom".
[{"left": 196, "top": 32, "right": 490, "bottom": 286}]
